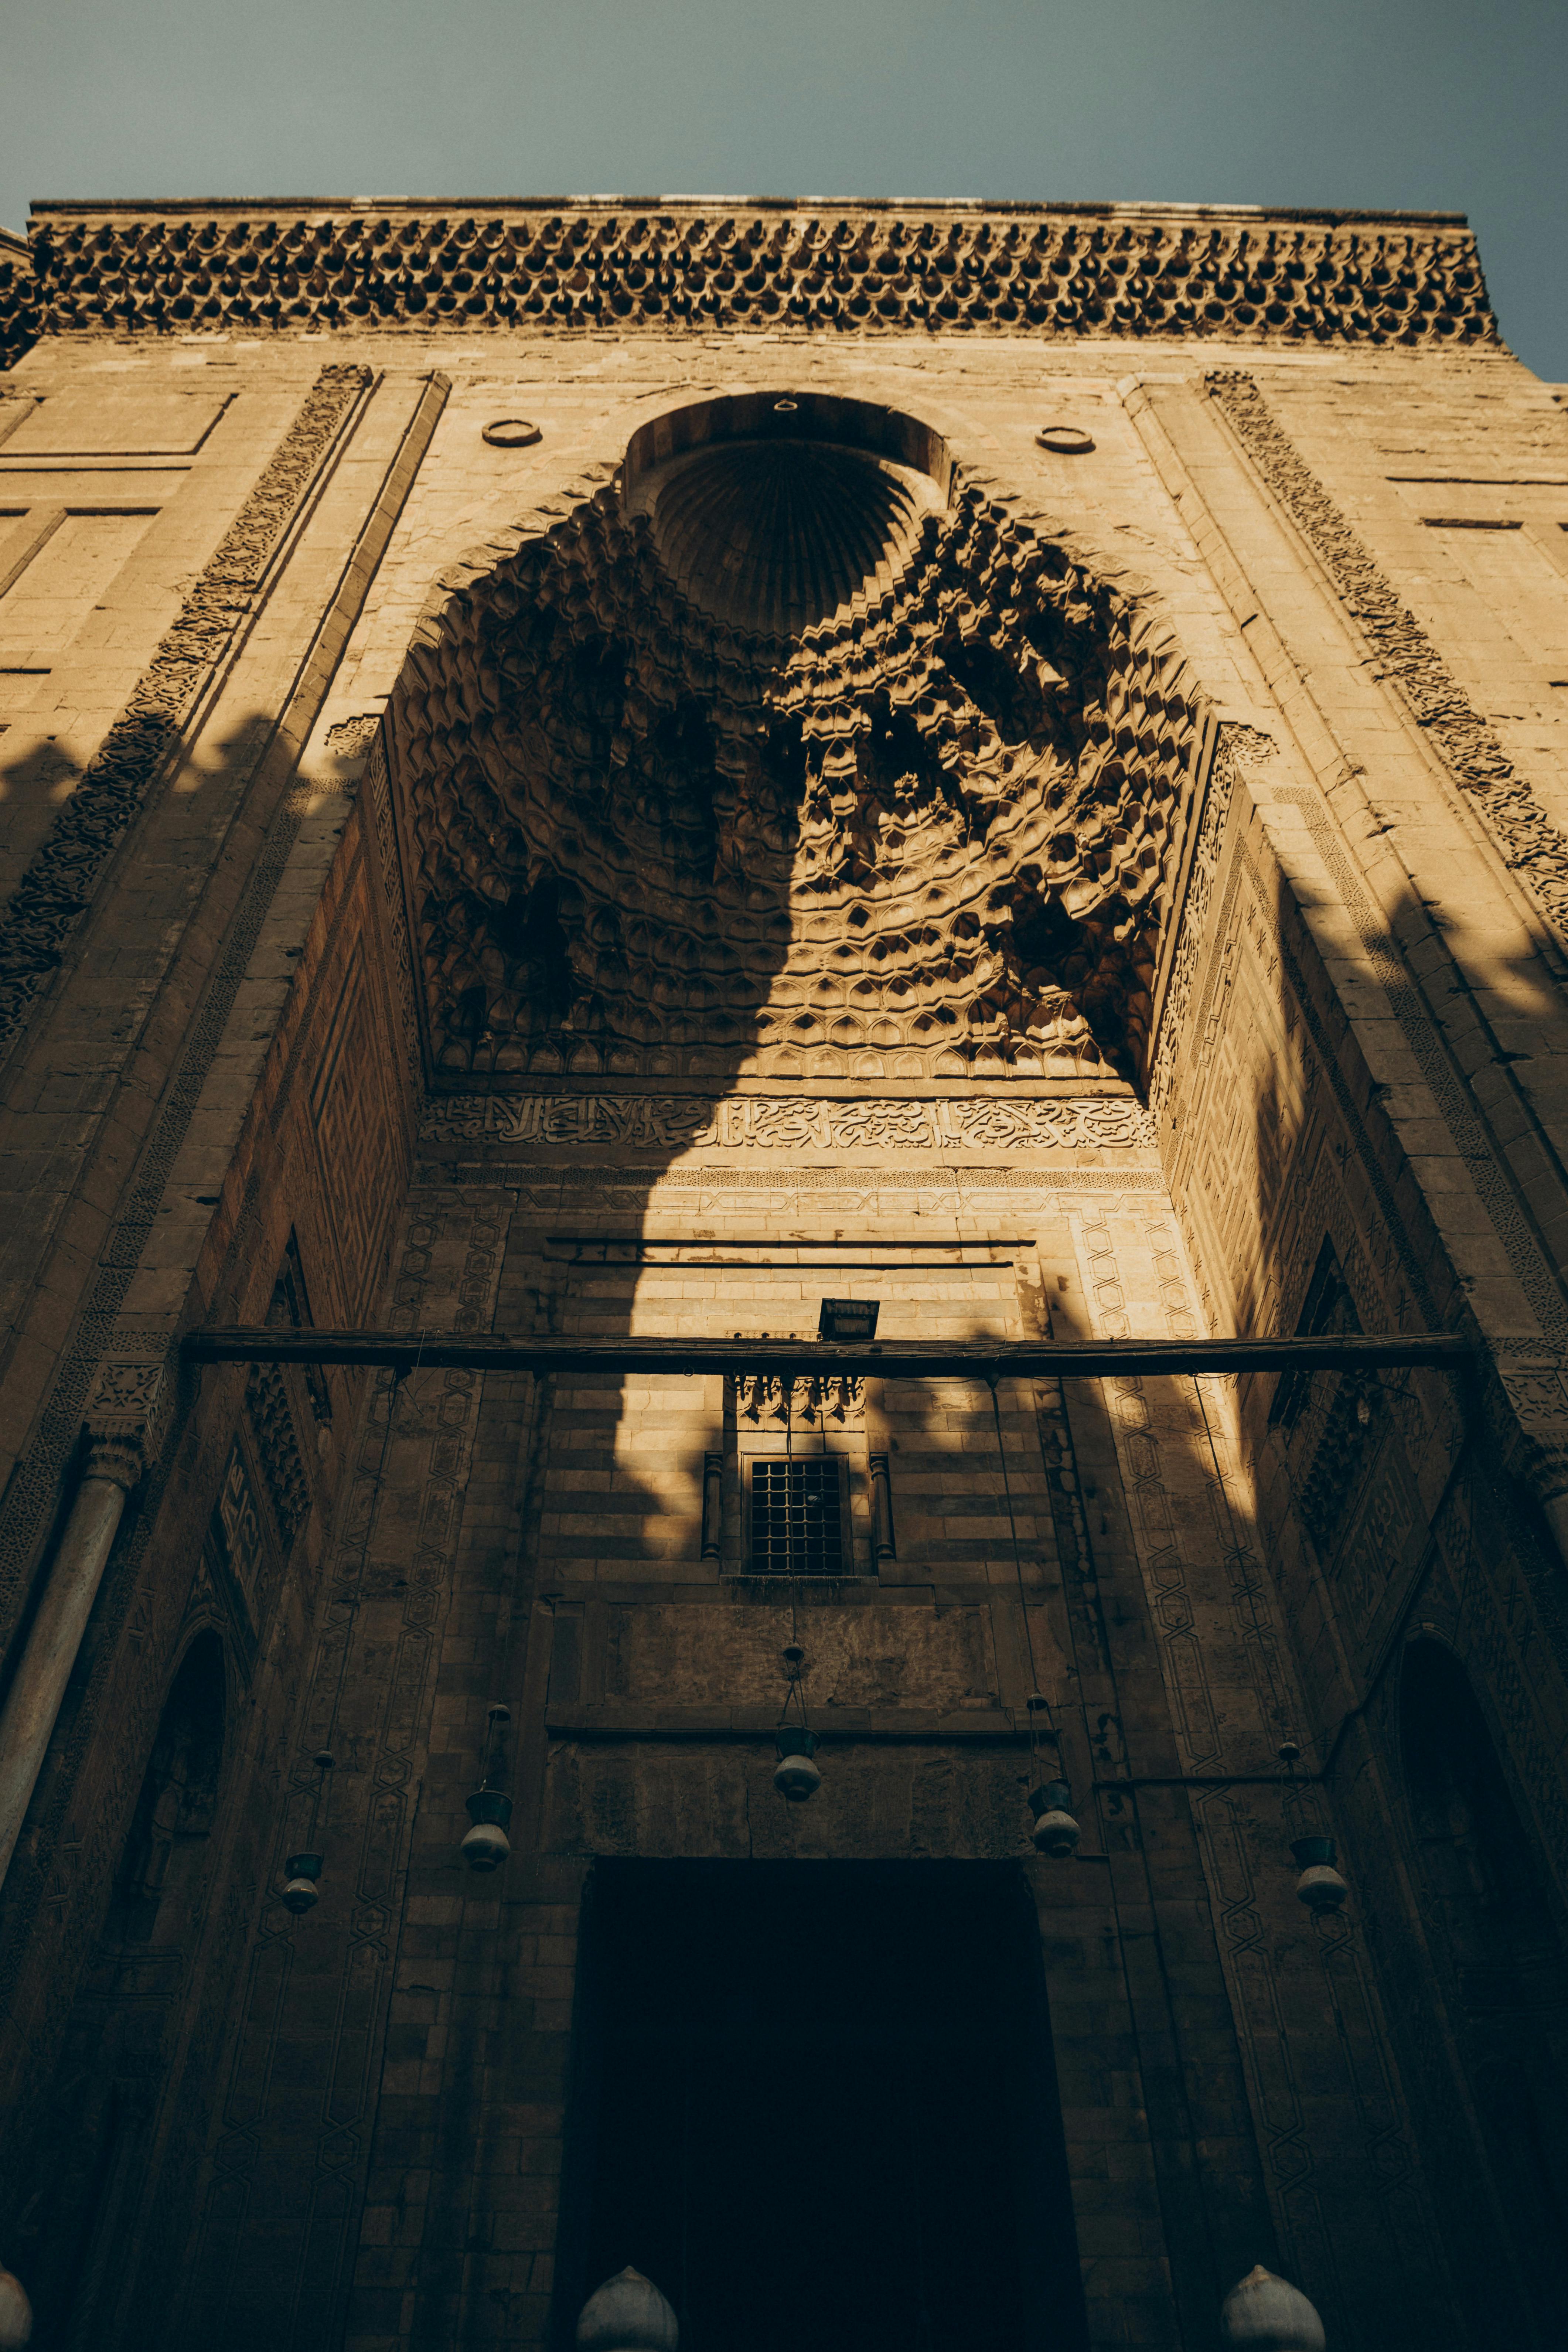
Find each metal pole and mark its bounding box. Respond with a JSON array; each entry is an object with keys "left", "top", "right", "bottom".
[
  {"left": 0, "top": 1440, "right": 141, "bottom": 1889},
  {"left": 182, "top": 1329, "right": 1475, "bottom": 1382}
]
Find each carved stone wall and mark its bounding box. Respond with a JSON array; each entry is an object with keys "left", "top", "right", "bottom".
[
  {"left": 1206, "top": 371, "right": 1568, "bottom": 951},
  {"left": 4, "top": 190, "right": 1567, "bottom": 2352},
  {"left": 1146, "top": 712, "right": 1568, "bottom": 2344},
  {"left": 420, "top": 1091, "right": 1156, "bottom": 1152},
  {"left": 0, "top": 362, "right": 370, "bottom": 1055}
]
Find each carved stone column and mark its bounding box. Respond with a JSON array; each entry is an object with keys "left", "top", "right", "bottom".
[
  {"left": 0, "top": 1434, "right": 143, "bottom": 1885},
  {"left": 701, "top": 1451, "right": 723, "bottom": 1560},
  {"left": 0, "top": 1343, "right": 168, "bottom": 1888}
]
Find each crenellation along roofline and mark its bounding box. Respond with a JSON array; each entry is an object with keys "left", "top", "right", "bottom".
[{"left": 24, "top": 195, "right": 1472, "bottom": 227}]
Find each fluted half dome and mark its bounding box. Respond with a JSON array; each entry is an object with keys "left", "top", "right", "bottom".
[{"left": 632, "top": 438, "right": 941, "bottom": 639}]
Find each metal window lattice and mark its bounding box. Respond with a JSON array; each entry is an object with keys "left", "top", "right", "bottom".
[{"left": 750, "top": 1458, "right": 843, "bottom": 1576}]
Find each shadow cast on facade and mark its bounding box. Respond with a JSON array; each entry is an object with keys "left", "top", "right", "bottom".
[{"left": 9, "top": 369, "right": 1568, "bottom": 2352}]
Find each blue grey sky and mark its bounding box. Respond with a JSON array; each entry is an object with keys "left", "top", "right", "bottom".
[{"left": 3, "top": 0, "right": 1563, "bottom": 380}]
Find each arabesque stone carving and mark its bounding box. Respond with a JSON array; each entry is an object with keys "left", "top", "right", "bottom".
[
  {"left": 418, "top": 1091, "right": 1155, "bottom": 1151},
  {"left": 0, "top": 364, "right": 370, "bottom": 1053},
  {"left": 1207, "top": 369, "right": 1568, "bottom": 949}
]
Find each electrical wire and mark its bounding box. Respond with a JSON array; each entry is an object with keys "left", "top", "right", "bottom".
[
  {"left": 306, "top": 1336, "right": 421, "bottom": 1843},
  {"left": 1188, "top": 1370, "right": 1293, "bottom": 1740}
]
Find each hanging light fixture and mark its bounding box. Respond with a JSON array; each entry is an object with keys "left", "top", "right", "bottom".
[
  {"left": 1025, "top": 1694, "right": 1081, "bottom": 1857},
  {"left": 986, "top": 1371, "right": 1080, "bottom": 1860},
  {"left": 0, "top": 2255, "right": 34, "bottom": 2350},
  {"left": 281, "top": 1364, "right": 411, "bottom": 1918},
  {"left": 773, "top": 1643, "right": 821, "bottom": 1801},
  {"left": 1279, "top": 1740, "right": 1348, "bottom": 1914},
  {"left": 1290, "top": 1836, "right": 1349, "bottom": 1915},
  {"left": 282, "top": 1750, "right": 335, "bottom": 1915},
  {"left": 462, "top": 1703, "right": 514, "bottom": 1871},
  {"left": 576, "top": 2266, "right": 680, "bottom": 2352},
  {"left": 1220, "top": 2265, "right": 1325, "bottom": 2352}
]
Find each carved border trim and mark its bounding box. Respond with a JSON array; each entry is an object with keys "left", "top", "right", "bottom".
[
  {"left": 419, "top": 1091, "right": 1157, "bottom": 1153},
  {"left": 0, "top": 362, "right": 372, "bottom": 1059},
  {"left": 1205, "top": 368, "right": 1568, "bottom": 950}
]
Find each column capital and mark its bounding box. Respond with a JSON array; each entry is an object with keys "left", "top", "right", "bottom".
[
  {"left": 83, "top": 1436, "right": 144, "bottom": 1493},
  {"left": 83, "top": 1340, "right": 174, "bottom": 1468}
]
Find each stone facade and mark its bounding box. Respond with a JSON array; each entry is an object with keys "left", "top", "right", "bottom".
[{"left": 1, "top": 198, "right": 1567, "bottom": 2351}]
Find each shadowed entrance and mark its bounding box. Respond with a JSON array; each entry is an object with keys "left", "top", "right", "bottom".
[{"left": 564, "top": 1860, "right": 1087, "bottom": 2352}]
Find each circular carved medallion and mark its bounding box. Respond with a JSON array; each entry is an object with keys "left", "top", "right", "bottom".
[
  {"left": 482, "top": 418, "right": 542, "bottom": 448},
  {"left": 1035, "top": 425, "right": 1095, "bottom": 455}
]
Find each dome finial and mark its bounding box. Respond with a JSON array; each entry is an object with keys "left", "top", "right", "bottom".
[
  {"left": 0, "top": 2259, "right": 34, "bottom": 2351},
  {"left": 576, "top": 2266, "right": 679, "bottom": 2352},
  {"left": 1220, "top": 2264, "right": 1326, "bottom": 2351}
]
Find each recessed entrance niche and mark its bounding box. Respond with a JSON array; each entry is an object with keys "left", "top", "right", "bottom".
[{"left": 561, "top": 1861, "right": 1087, "bottom": 2352}]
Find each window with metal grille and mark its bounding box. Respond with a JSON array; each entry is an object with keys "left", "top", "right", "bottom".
[{"left": 749, "top": 1458, "right": 846, "bottom": 1576}]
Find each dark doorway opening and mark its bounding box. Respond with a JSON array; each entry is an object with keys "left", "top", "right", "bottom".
[{"left": 560, "top": 1860, "right": 1087, "bottom": 2352}]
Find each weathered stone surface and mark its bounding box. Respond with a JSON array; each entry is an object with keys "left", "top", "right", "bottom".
[{"left": 1, "top": 189, "right": 1565, "bottom": 2352}]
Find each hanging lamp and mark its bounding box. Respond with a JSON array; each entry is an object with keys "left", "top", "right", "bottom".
[
  {"left": 282, "top": 1750, "right": 335, "bottom": 1915},
  {"left": 461, "top": 1703, "right": 515, "bottom": 1871},
  {"left": 1220, "top": 2264, "right": 1325, "bottom": 2351},
  {"left": 1279, "top": 1741, "right": 1348, "bottom": 1915},
  {"left": 0, "top": 2255, "right": 33, "bottom": 2351},
  {"left": 1024, "top": 1693, "right": 1081, "bottom": 1858},
  {"left": 773, "top": 1643, "right": 821, "bottom": 1801},
  {"left": 1290, "top": 1836, "right": 1349, "bottom": 1915},
  {"left": 984, "top": 1379, "right": 1078, "bottom": 1857},
  {"left": 282, "top": 1364, "right": 410, "bottom": 1918},
  {"left": 576, "top": 2267, "right": 679, "bottom": 2352}
]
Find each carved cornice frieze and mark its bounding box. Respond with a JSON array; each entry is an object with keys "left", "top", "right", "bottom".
[
  {"left": 1, "top": 202, "right": 1499, "bottom": 363},
  {"left": 0, "top": 364, "right": 370, "bottom": 1057},
  {"left": 1206, "top": 369, "right": 1568, "bottom": 950},
  {"left": 418, "top": 1090, "right": 1156, "bottom": 1152}
]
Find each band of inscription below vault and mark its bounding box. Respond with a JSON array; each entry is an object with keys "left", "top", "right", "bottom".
[{"left": 418, "top": 1092, "right": 1158, "bottom": 1152}]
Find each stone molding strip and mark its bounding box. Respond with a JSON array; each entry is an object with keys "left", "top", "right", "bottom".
[
  {"left": 0, "top": 362, "right": 372, "bottom": 1059},
  {"left": 419, "top": 1091, "right": 1157, "bottom": 1152},
  {"left": 2, "top": 202, "right": 1498, "bottom": 364},
  {"left": 1205, "top": 369, "right": 1568, "bottom": 949}
]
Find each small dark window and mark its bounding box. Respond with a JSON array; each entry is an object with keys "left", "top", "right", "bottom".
[{"left": 750, "top": 1458, "right": 846, "bottom": 1575}]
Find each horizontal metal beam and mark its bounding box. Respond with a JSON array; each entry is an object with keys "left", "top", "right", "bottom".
[{"left": 182, "top": 1329, "right": 1475, "bottom": 1381}]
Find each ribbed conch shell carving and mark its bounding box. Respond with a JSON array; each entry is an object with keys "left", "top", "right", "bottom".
[{"left": 644, "top": 438, "right": 936, "bottom": 639}]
